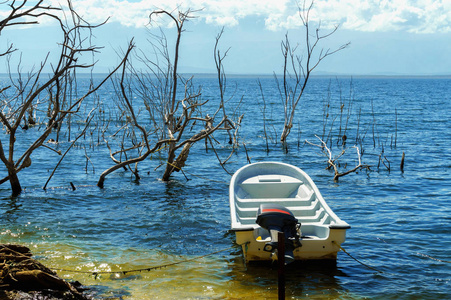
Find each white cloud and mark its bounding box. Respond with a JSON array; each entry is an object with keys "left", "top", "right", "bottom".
[
  {"left": 3, "top": 0, "right": 451, "bottom": 33},
  {"left": 205, "top": 15, "right": 239, "bottom": 27},
  {"left": 64, "top": 0, "right": 294, "bottom": 29},
  {"left": 310, "top": 0, "right": 451, "bottom": 33}
]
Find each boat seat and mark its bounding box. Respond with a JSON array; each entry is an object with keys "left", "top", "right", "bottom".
[
  {"left": 235, "top": 199, "right": 320, "bottom": 217},
  {"left": 236, "top": 196, "right": 314, "bottom": 207},
  {"left": 239, "top": 175, "right": 303, "bottom": 198},
  {"left": 235, "top": 205, "right": 327, "bottom": 225}
]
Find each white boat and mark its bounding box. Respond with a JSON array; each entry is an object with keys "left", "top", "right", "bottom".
[{"left": 229, "top": 162, "right": 350, "bottom": 263}]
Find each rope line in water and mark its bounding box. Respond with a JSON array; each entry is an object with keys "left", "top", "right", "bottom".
[
  {"left": 416, "top": 252, "right": 451, "bottom": 263},
  {"left": 51, "top": 243, "right": 246, "bottom": 278},
  {"left": 332, "top": 241, "right": 383, "bottom": 273},
  {"left": 49, "top": 240, "right": 448, "bottom": 279}
]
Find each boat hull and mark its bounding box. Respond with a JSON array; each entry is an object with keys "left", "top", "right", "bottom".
[{"left": 235, "top": 227, "right": 347, "bottom": 262}]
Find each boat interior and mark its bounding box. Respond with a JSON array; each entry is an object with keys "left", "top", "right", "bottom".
[{"left": 233, "top": 174, "right": 334, "bottom": 239}]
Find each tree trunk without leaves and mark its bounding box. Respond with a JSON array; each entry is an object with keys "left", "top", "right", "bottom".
[{"left": 277, "top": 0, "right": 349, "bottom": 144}]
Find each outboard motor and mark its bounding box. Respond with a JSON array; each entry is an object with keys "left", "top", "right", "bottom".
[{"left": 256, "top": 204, "right": 301, "bottom": 264}]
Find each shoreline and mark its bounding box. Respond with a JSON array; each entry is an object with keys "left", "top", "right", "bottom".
[{"left": 0, "top": 244, "right": 90, "bottom": 300}]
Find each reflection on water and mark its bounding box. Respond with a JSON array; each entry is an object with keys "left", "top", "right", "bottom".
[
  {"left": 229, "top": 260, "right": 348, "bottom": 299},
  {"left": 1, "top": 197, "right": 22, "bottom": 223}
]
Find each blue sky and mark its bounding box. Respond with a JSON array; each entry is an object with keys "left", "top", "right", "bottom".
[{"left": 1, "top": 0, "right": 451, "bottom": 75}]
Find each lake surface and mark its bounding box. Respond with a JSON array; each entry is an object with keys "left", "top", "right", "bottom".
[{"left": 0, "top": 75, "right": 450, "bottom": 299}]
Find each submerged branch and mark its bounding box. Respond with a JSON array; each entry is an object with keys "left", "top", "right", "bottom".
[{"left": 306, "top": 135, "right": 370, "bottom": 181}]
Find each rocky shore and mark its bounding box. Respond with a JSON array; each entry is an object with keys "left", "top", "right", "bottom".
[{"left": 0, "top": 244, "right": 90, "bottom": 300}]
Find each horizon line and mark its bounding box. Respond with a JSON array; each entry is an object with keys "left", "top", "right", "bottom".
[{"left": 1, "top": 72, "right": 450, "bottom": 79}]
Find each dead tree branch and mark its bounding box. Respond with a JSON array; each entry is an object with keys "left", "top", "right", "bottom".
[
  {"left": 276, "top": 0, "right": 349, "bottom": 144},
  {"left": 306, "top": 135, "right": 369, "bottom": 181}
]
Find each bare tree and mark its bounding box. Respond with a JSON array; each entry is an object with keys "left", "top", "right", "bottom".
[
  {"left": 97, "top": 9, "right": 236, "bottom": 187},
  {"left": 277, "top": 0, "right": 349, "bottom": 144},
  {"left": 0, "top": 0, "right": 130, "bottom": 196}
]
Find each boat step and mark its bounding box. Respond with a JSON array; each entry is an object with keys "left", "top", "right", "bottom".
[
  {"left": 235, "top": 201, "right": 320, "bottom": 218},
  {"left": 235, "top": 194, "right": 315, "bottom": 208},
  {"left": 235, "top": 198, "right": 316, "bottom": 210},
  {"left": 237, "top": 208, "right": 327, "bottom": 225}
]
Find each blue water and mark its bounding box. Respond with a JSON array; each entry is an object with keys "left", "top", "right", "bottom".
[{"left": 0, "top": 76, "right": 450, "bottom": 299}]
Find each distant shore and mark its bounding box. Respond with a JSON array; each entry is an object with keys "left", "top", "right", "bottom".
[{"left": 1, "top": 72, "right": 450, "bottom": 79}]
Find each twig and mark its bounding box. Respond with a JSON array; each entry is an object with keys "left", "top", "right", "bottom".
[{"left": 43, "top": 115, "right": 94, "bottom": 190}]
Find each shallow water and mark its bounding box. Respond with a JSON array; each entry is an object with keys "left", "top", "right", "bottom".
[{"left": 0, "top": 76, "right": 450, "bottom": 299}]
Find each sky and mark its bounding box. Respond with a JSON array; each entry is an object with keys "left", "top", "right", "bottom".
[{"left": 1, "top": 0, "right": 451, "bottom": 75}]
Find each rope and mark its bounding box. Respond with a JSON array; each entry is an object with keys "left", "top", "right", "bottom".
[
  {"left": 416, "top": 253, "right": 451, "bottom": 264},
  {"left": 50, "top": 243, "right": 247, "bottom": 278},
  {"left": 45, "top": 239, "right": 451, "bottom": 280},
  {"left": 332, "top": 241, "right": 383, "bottom": 273},
  {"left": 333, "top": 241, "right": 450, "bottom": 279}
]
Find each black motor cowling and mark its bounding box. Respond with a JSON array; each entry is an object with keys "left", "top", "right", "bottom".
[{"left": 256, "top": 204, "right": 301, "bottom": 264}]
